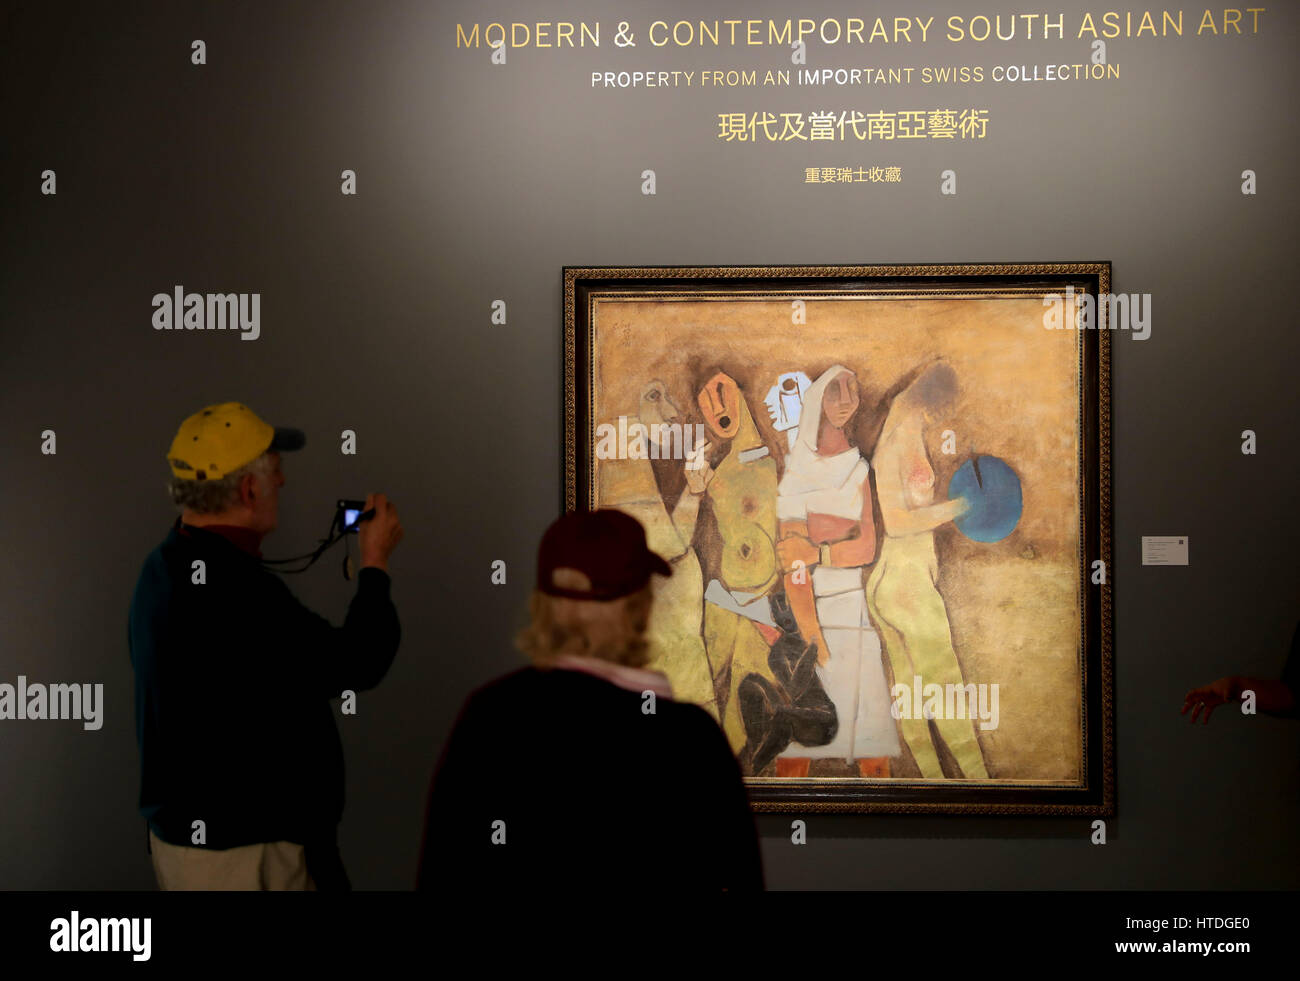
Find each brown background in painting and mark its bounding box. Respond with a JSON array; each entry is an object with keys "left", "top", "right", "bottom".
[{"left": 592, "top": 294, "right": 1082, "bottom": 780}]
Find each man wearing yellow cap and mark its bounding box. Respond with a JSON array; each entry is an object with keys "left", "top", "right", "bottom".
[{"left": 128, "top": 402, "right": 403, "bottom": 890}]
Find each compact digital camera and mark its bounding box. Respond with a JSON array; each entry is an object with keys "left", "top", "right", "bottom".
[{"left": 336, "top": 499, "right": 370, "bottom": 534}]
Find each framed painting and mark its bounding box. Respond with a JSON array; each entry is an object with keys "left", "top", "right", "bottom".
[{"left": 563, "top": 264, "right": 1113, "bottom": 815}]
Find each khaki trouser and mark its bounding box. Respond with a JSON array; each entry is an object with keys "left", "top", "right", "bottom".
[{"left": 149, "top": 831, "right": 317, "bottom": 891}]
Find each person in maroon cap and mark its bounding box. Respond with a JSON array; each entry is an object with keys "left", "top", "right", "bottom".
[{"left": 416, "top": 508, "right": 764, "bottom": 891}]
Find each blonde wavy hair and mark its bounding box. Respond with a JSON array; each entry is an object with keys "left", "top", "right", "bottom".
[{"left": 515, "top": 574, "right": 653, "bottom": 669}]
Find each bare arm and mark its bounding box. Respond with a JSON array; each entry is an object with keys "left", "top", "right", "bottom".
[
  {"left": 873, "top": 428, "right": 967, "bottom": 538},
  {"left": 670, "top": 483, "right": 703, "bottom": 542},
  {"left": 824, "top": 474, "right": 878, "bottom": 568},
  {"left": 778, "top": 518, "right": 829, "bottom": 667},
  {"left": 879, "top": 497, "right": 968, "bottom": 538},
  {"left": 1182, "top": 676, "right": 1296, "bottom": 723}
]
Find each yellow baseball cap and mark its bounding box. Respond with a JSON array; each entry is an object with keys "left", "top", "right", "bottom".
[{"left": 167, "top": 402, "right": 305, "bottom": 481}]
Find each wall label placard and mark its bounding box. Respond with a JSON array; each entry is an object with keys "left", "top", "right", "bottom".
[{"left": 1142, "top": 536, "right": 1189, "bottom": 565}]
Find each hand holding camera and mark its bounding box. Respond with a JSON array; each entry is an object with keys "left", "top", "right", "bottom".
[{"left": 357, "top": 492, "right": 403, "bottom": 572}]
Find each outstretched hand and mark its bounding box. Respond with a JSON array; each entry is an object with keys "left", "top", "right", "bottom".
[{"left": 1181, "top": 676, "right": 1240, "bottom": 724}]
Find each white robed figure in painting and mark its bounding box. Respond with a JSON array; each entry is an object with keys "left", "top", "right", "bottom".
[{"left": 774, "top": 365, "right": 900, "bottom": 776}]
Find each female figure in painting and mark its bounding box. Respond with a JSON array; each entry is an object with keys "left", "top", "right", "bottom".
[
  {"left": 774, "top": 365, "right": 901, "bottom": 777},
  {"left": 865, "top": 360, "right": 989, "bottom": 779},
  {"left": 599, "top": 380, "right": 719, "bottom": 719},
  {"left": 694, "top": 370, "right": 784, "bottom": 755}
]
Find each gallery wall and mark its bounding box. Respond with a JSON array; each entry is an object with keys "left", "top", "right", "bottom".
[{"left": 1, "top": 0, "right": 1296, "bottom": 889}]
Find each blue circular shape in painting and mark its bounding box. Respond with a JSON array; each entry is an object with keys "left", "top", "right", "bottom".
[{"left": 948, "top": 455, "right": 1023, "bottom": 543}]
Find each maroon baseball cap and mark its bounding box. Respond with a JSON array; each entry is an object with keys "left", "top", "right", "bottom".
[{"left": 536, "top": 509, "right": 671, "bottom": 600}]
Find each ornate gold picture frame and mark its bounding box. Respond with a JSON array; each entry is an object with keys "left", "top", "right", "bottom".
[{"left": 564, "top": 264, "right": 1113, "bottom": 815}]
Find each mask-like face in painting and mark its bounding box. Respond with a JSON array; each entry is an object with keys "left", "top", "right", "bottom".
[
  {"left": 697, "top": 371, "right": 741, "bottom": 439},
  {"left": 638, "top": 380, "right": 680, "bottom": 429},
  {"left": 821, "top": 372, "right": 859, "bottom": 430},
  {"left": 763, "top": 370, "right": 812, "bottom": 433}
]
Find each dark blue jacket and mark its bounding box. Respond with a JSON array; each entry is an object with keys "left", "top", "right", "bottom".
[{"left": 128, "top": 520, "right": 400, "bottom": 850}]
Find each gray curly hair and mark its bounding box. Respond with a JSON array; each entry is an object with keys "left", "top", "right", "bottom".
[{"left": 168, "top": 451, "right": 277, "bottom": 514}]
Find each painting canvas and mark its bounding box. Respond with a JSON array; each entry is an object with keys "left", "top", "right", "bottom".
[{"left": 564, "top": 264, "right": 1113, "bottom": 814}]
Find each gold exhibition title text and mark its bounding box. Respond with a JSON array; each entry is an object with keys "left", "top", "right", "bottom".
[{"left": 455, "top": 9, "right": 1266, "bottom": 49}]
